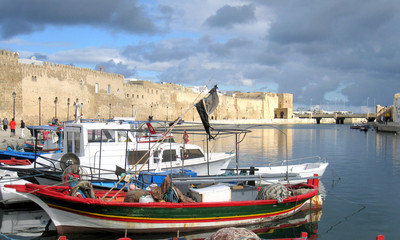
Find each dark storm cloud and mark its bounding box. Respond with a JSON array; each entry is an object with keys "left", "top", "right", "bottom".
[
  {"left": 208, "top": 38, "right": 252, "bottom": 57},
  {"left": 259, "top": 0, "right": 400, "bottom": 107},
  {"left": 0, "top": 0, "right": 161, "bottom": 38},
  {"left": 204, "top": 4, "right": 256, "bottom": 29},
  {"left": 122, "top": 40, "right": 195, "bottom": 62},
  {"left": 95, "top": 60, "right": 137, "bottom": 78}
]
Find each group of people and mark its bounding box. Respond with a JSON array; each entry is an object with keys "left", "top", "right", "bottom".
[{"left": 0, "top": 117, "right": 25, "bottom": 137}]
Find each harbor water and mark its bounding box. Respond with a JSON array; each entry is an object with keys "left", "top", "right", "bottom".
[{"left": 1, "top": 124, "right": 399, "bottom": 239}]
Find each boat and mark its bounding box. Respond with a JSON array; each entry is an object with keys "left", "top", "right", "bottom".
[
  {"left": 4, "top": 176, "right": 319, "bottom": 235},
  {"left": 253, "top": 156, "right": 328, "bottom": 184},
  {"left": 0, "top": 125, "right": 63, "bottom": 161},
  {"left": 30, "top": 119, "right": 234, "bottom": 178}
]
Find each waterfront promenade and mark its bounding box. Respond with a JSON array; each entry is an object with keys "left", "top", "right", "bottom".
[{"left": 0, "top": 126, "right": 28, "bottom": 151}]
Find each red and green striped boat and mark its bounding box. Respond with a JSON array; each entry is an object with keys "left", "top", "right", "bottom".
[{"left": 5, "top": 181, "right": 318, "bottom": 235}]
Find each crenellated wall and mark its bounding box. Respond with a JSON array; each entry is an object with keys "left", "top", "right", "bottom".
[{"left": 0, "top": 49, "right": 293, "bottom": 125}]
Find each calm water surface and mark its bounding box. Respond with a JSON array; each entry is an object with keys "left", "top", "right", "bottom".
[{"left": 1, "top": 124, "right": 399, "bottom": 239}]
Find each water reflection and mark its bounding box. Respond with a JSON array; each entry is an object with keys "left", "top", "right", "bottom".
[
  {"left": 375, "top": 131, "right": 400, "bottom": 174},
  {"left": 0, "top": 204, "right": 55, "bottom": 239}
]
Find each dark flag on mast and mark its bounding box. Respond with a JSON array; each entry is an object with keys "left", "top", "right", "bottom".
[{"left": 195, "top": 84, "right": 219, "bottom": 140}]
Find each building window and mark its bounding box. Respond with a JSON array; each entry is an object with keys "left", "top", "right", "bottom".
[
  {"left": 108, "top": 84, "right": 111, "bottom": 94},
  {"left": 32, "top": 76, "right": 37, "bottom": 82},
  {"left": 80, "top": 79, "right": 83, "bottom": 85},
  {"left": 95, "top": 83, "right": 99, "bottom": 93},
  {"left": 117, "top": 89, "right": 120, "bottom": 94},
  {"left": 127, "top": 94, "right": 129, "bottom": 97},
  {"left": 142, "top": 95, "right": 144, "bottom": 99}
]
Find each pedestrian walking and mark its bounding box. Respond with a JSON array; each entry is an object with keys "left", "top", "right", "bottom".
[
  {"left": 3, "top": 117, "right": 8, "bottom": 131},
  {"left": 20, "top": 119, "right": 25, "bottom": 138},
  {"left": 10, "top": 118, "right": 16, "bottom": 136}
]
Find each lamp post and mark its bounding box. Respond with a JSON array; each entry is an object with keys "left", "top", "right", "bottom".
[
  {"left": 131, "top": 104, "right": 134, "bottom": 117},
  {"left": 109, "top": 104, "right": 112, "bottom": 119},
  {"left": 12, "top": 92, "right": 16, "bottom": 119},
  {"left": 167, "top": 104, "right": 169, "bottom": 121},
  {"left": 67, "top": 98, "right": 70, "bottom": 121},
  {"left": 151, "top": 103, "right": 153, "bottom": 116},
  {"left": 54, "top": 97, "right": 58, "bottom": 119},
  {"left": 38, "top": 97, "right": 41, "bottom": 125}
]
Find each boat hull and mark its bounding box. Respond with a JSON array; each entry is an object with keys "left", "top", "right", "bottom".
[{"left": 8, "top": 183, "right": 317, "bottom": 234}]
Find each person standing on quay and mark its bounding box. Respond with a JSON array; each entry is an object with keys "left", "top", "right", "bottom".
[
  {"left": 9, "top": 118, "right": 16, "bottom": 137},
  {"left": 20, "top": 120, "right": 25, "bottom": 138},
  {"left": 3, "top": 117, "right": 8, "bottom": 131}
]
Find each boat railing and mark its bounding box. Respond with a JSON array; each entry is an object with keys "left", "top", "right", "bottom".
[
  {"left": 37, "top": 154, "right": 135, "bottom": 183},
  {"left": 267, "top": 156, "right": 326, "bottom": 167}
]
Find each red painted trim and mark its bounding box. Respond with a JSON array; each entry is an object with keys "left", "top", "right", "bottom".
[{"left": 9, "top": 183, "right": 317, "bottom": 209}]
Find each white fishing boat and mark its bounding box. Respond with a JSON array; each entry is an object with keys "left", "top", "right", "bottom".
[
  {"left": 31, "top": 119, "right": 234, "bottom": 178},
  {"left": 254, "top": 156, "right": 329, "bottom": 184}
]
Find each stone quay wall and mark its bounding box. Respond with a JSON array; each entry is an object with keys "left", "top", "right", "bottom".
[{"left": 0, "top": 49, "right": 293, "bottom": 125}]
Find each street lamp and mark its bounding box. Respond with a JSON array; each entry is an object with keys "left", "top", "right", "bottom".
[
  {"left": 12, "top": 92, "right": 16, "bottom": 119},
  {"left": 67, "top": 98, "right": 70, "bottom": 121},
  {"left": 109, "top": 103, "right": 112, "bottom": 119},
  {"left": 167, "top": 104, "right": 169, "bottom": 121},
  {"left": 38, "top": 97, "right": 41, "bottom": 125},
  {"left": 54, "top": 97, "right": 58, "bottom": 119},
  {"left": 131, "top": 104, "right": 134, "bottom": 117}
]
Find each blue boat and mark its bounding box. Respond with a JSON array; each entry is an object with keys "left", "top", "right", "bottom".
[{"left": 0, "top": 125, "right": 62, "bottom": 161}]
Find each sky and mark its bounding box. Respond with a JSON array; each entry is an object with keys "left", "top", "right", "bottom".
[{"left": 1, "top": 0, "right": 399, "bottom": 113}]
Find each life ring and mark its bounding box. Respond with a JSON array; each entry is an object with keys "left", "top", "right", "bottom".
[
  {"left": 70, "top": 181, "right": 96, "bottom": 199},
  {"left": 60, "top": 153, "right": 80, "bottom": 170}
]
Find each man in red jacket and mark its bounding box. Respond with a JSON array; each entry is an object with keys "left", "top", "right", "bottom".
[{"left": 9, "top": 118, "right": 16, "bottom": 137}]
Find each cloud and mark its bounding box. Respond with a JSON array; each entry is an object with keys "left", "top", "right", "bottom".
[
  {"left": 4, "top": 0, "right": 400, "bottom": 110},
  {"left": 204, "top": 4, "right": 257, "bottom": 29},
  {"left": 0, "top": 0, "right": 162, "bottom": 39},
  {"left": 122, "top": 39, "right": 195, "bottom": 62},
  {"left": 95, "top": 59, "right": 137, "bottom": 78}
]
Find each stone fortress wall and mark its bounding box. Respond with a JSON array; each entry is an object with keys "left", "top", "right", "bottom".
[{"left": 0, "top": 49, "right": 293, "bottom": 125}]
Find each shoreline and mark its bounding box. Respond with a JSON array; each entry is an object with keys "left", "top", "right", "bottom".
[
  {"left": 0, "top": 118, "right": 360, "bottom": 152},
  {"left": 0, "top": 127, "right": 30, "bottom": 151}
]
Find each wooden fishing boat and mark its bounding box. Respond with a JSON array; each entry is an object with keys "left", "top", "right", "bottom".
[{"left": 5, "top": 178, "right": 319, "bottom": 235}]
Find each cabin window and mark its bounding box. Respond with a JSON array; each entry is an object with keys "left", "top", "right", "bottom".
[
  {"left": 182, "top": 149, "right": 204, "bottom": 159},
  {"left": 66, "top": 132, "right": 80, "bottom": 154},
  {"left": 128, "top": 150, "right": 149, "bottom": 165},
  {"left": 67, "top": 132, "right": 73, "bottom": 153},
  {"left": 74, "top": 132, "right": 80, "bottom": 154},
  {"left": 88, "top": 130, "right": 115, "bottom": 142},
  {"left": 162, "top": 150, "right": 177, "bottom": 162}
]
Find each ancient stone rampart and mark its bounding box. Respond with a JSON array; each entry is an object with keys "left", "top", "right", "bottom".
[{"left": 0, "top": 49, "right": 293, "bottom": 125}]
